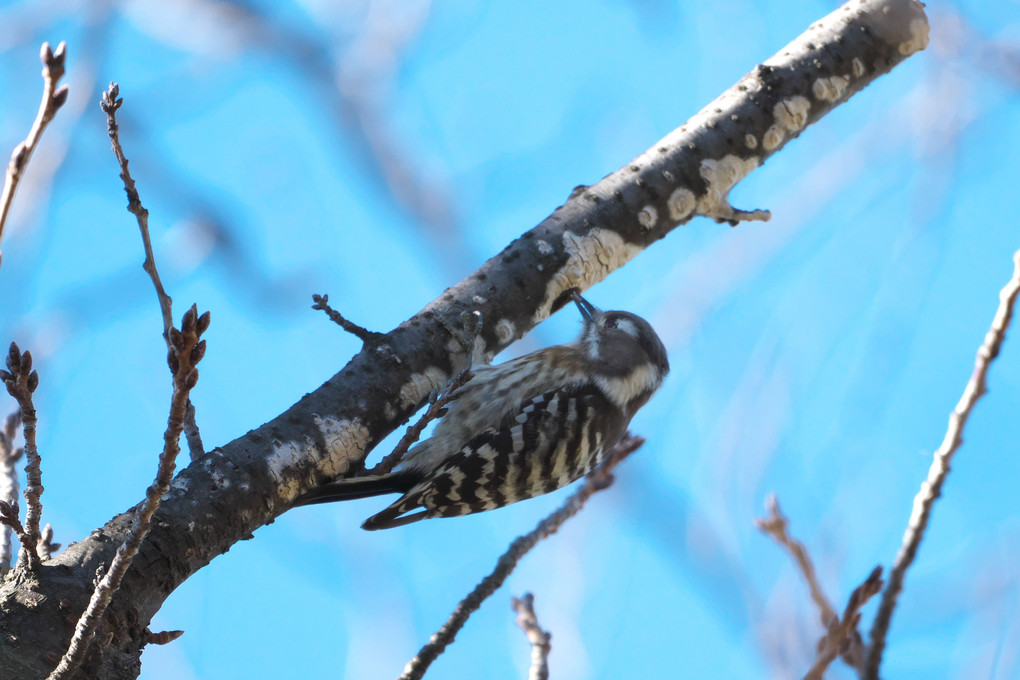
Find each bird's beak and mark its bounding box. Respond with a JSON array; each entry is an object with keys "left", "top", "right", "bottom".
[{"left": 572, "top": 291, "right": 603, "bottom": 325}]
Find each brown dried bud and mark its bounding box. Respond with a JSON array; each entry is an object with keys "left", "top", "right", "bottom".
[
  {"left": 100, "top": 83, "right": 122, "bottom": 114},
  {"left": 20, "top": 350, "right": 32, "bottom": 375},
  {"left": 196, "top": 311, "right": 211, "bottom": 336},
  {"left": 10, "top": 143, "right": 28, "bottom": 172},
  {"left": 27, "top": 371, "right": 39, "bottom": 393},
  {"left": 6, "top": 342, "right": 20, "bottom": 372},
  {"left": 167, "top": 352, "right": 179, "bottom": 374},
  {"left": 181, "top": 304, "right": 198, "bottom": 335},
  {"left": 190, "top": 340, "right": 206, "bottom": 365},
  {"left": 40, "top": 41, "right": 66, "bottom": 81},
  {"left": 0, "top": 369, "right": 11, "bottom": 384},
  {"left": 52, "top": 85, "right": 69, "bottom": 110},
  {"left": 184, "top": 368, "right": 199, "bottom": 390},
  {"left": 168, "top": 326, "right": 183, "bottom": 349}
]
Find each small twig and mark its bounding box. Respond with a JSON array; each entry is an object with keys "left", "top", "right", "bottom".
[
  {"left": 0, "top": 41, "right": 69, "bottom": 268},
  {"left": 184, "top": 399, "right": 205, "bottom": 461},
  {"left": 368, "top": 366, "right": 474, "bottom": 476},
  {"left": 312, "top": 293, "right": 386, "bottom": 345},
  {"left": 511, "top": 593, "right": 552, "bottom": 680},
  {"left": 0, "top": 500, "right": 32, "bottom": 564},
  {"left": 369, "top": 311, "right": 482, "bottom": 476},
  {"left": 756, "top": 494, "right": 838, "bottom": 627},
  {"left": 864, "top": 249, "right": 1020, "bottom": 679},
  {"left": 0, "top": 411, "right": 22, "bottom": 573},
  {"left": 101, "top": 83, "right": 208, "bottom": 461},
  {"left": 37, "top": 523, "right": 60, "bottom": 561},
  {"left": 0, "top": 342, "right": 43, "bottom": 571},
  {"left": 47, "top": 305, "right": 209, "bottom": 680},
  {"left": 802, "top": 567, "right": 883, "bottom": 680},
  {"left": 397, "top": 434, "right": 645, "bottom": 680},
  {"left": 146, "top": 629, "right": 185, "bottom": 646},
  {"left": 101, "top": 82, "right": 173, "bottom": 339}
]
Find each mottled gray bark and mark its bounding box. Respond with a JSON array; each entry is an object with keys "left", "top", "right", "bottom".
[{"left": 0, "top": 1, "right": 928, "bottom": 677}]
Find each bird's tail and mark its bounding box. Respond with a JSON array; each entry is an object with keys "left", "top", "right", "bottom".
[{"left": 292, "top": 471, "right": 417, "bottom": 507}]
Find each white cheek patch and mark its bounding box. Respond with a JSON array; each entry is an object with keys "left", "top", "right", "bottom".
[
  {"left": 615, "top": 318, "right": 639, "bottom": 339},
  {"left": 594, "top": 363, "right": 662, "bottom": 408}
]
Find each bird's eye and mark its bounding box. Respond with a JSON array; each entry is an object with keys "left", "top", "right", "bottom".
[{"left": 605, "top": 318, "right": 618, "bottom": 329}]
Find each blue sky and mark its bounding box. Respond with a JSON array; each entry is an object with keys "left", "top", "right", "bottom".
[{"left": 1, "top": 1, "right": 1018, "bottom": 678}]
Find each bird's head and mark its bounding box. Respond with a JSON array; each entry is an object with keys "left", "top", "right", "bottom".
[{"left": 572, "top": 291, "right": 669, "bottom": 412}]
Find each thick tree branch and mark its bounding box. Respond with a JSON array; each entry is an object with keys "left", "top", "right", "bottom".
[
  {"left": 863, "top": 248, "right": 1020, "bottom": 678},
  {"left": 0, "top": 2, "right": 929, "bottom": 677}
]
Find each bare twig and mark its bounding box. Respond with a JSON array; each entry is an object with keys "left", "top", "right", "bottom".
[
  {"left": 756, "top": 495, "right": 838, "bottom": 627},
  {"left": 146, "top": 629, "right": 184, "bottom": 646},
  {"left": 369, "top": 311, "right": 482, "bottom": 476},
  {"left": 100, "top": 82, "right": 173, "bottom": 338},
  {"left": 37, "top": 523, "right": 60, "bottom": 561},
  {"left": 0, "top": 342, "right": 43, "bottom": 571},
  {"left": 0, "top": 500, "right": 31, "bottom": 564},
  {"left": 368, "top": 366, "right": 474, "bottom": 476},
  {"left": 47, "top": 305, "right": 209, "bottom": 680},
  {"left": 101, "top": 83, "right": 206, "bottom": 461},
  {"left": 802, "top": 566, "right": 883, "bottom": 680},
  {"left": 184, "top": 399, "right": 205, "bottom": 461},
  {"left": 398, "top": 434, "right": 645, "bottom": 680},
  {"left": 0, "top": 411, "right": 22, "bottom": 573},
  {"left": 0, "top": 41, "right": 69, "bottom": 268},
  {"left": 311, "top": 293, "right": 385, "bottom": 345},
  {"left": 511, "top": 593, "right": 552, "bottom": 680},
  {"left": 864, "top": 248, "right": 1020, "bottom": 678}
]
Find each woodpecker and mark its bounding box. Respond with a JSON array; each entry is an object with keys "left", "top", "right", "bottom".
[{"left": 294, "top": 291, "right": 669, "bottom": 530}]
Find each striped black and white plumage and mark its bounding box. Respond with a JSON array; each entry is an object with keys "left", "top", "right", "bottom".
[{"left": 294, "top": 291, "right": 669, "bottom": 530}]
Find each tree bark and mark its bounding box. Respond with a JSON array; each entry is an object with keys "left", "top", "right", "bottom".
[{"left": 0, "top": 0, "right": 928, "bottom": 677}]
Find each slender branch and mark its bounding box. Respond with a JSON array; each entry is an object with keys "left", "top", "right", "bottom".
[
  {"left": 100, "top": 83, "right": 206, "bottom": 462},
  {"left": 369, "top": 311, "right": 481, "bottom": 475},
  {"left": 0, "top": 501, "right": 31, "bottom": 566},
  {"left": 37, "top": 523, "right": 60, "bottom": 562},
  {"left": 146, "top": 629, "right": 184, "bottom": 646},
  {"left": 184, "top": 399, "right": 205, "bottom": 461},
  {"left": 0, "top": 343, "right": 42, "bottom": 571},
  {"left": 802, "top": 567, "right": 883, "bottom": 680},
  {"left": 756, "top": 495, "right": 837, "bottom": 627},
  {"left": 100, "top": 82, "right": 173, "bottom": 339},
  {"left": 511, "top": 593, "right": 552, "bottom": 680},
  {"left": 0, "top": 411, "right": 22, "bottom": 573},
  {"left": 311, "top": 293, "right": 386, "bottom": 345},
  {"left": 367, "top": 368, "right": 471, "bottom": 476},
  {"left": 398, "top": 434, "right": 645, "bottom": 680},
  {"left": 864, "top": 248, "right": 1020, "bottom": 678},
  {"left": 0, "top": 42, "right": 69, "bottom": 268},
  {"left": 47, "top": 305, "right": 209, "bottom": 680}
]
